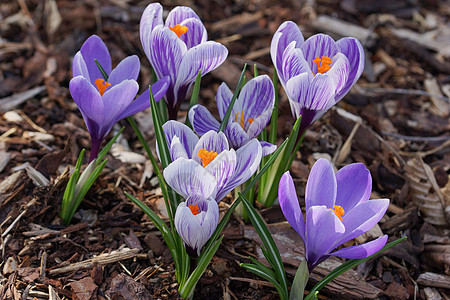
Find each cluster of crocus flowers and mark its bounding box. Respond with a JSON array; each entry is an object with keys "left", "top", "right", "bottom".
[
  {"left": 279, "top": 158, "right": 389, "bottom": 271},
  {"left": 140, "top": 3, "right": 228, "bottom": 119},
  {"left": 271, "top": 21, "right": 364, "bottom": 132},
  {"left": 70, "top": 35, "right": 170, "bottom": 161},
  {"left": 189, "top": 75, "right": 277, "bottom": 156}
]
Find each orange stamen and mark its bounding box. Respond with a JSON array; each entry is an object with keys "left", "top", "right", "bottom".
[
  {"left": 197, "top": 148, "right": 218, "bottom": 167},
  {"left": 312, "top": 56, "right": 332, "bottom": 74},
  {"left": 169, "top": 24, "right": 188, "bottom": 38},
  {"left": 94, "top": 78, "right": 111, "bottom": 96},
  {"left": 248, "top": 118, "right": 254, "bottom": 124},
  {"left": 189, "top": 204, "right": 200, "bottom": 215},
  {"left": 329, "top": 205, "right": 345, "bottom": 221}
]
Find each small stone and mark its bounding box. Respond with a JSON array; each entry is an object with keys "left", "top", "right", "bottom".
[
  {"left": 2, "top": 257, "right": 18, "bottom": 275},
  {"left": 3, "top": 111, "right": 23, "bottom": 122}
]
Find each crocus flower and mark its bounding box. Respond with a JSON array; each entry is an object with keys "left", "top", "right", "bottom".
[
  {"left": 271, "top": 21, "right": 364, "bottom": 132},
  {"left": 188, "top": 75, "right": 277, "bottom": 156},
  {"left": 162, "top": 120, "right": 262, "bottom": 201},
  {"left": 70, "top": 35, "right": 170, "bottom": 161},
  {"left": 140, "top": 3, "right": 228, "bottom": 119},
  {"left": 164, "top": 158, "right": 219, "bottom": 256},
  {"left": 279, "top": 158, "right": 389, "bottom": 271}
]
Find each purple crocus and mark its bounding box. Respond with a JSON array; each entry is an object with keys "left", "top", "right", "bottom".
[
  {"left": 271, "top": 21, "right": 364, "bottom": 132},
  {"left": 164, "top": 158, "right": 219, "bottom": 256},
  {"left": 140, "top": 3, "right": 228, "bottom": 119},
  {"left": 279, "top": 158, "right": 389, "bottom": 271},
  {"left": 162, "top": 120, "right": 262, "bottom": 201},
  {"left": 70, "top": 35, "right": 169, "bottom": 161},
  {"left": 188, "top": 75, "right": 277, "bottom": 156}
]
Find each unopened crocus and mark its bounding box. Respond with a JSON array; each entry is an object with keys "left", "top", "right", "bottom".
[
  {"left": 271, "top": 21, "right": 364, "bottom": 132},
  {"left": 189, "top": 75, "right": 277, "bottom": 156},
  {"left": 164, "top": 158, "right": 219, "bottom": 256},
  {"left": 162, "top": 120, "right": 262, "bottom": 201},
  {"left": 140, "top": 3, "right": 228, "bottom": 119},
  {"left": 279, "top": 158, "right": 389, "bottom": 271},
  {"left": 70, "top": 35, "right": 169, "bottom": 161}
]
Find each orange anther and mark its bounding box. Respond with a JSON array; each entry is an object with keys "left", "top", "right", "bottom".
[
  {"left": 329, "top": 205, "right": 345, "bottom": 221},
  {"left": 248, "top": 118, "right": 254, "bottom": 124},
  {"left": 197, "top": 148, "right": 218, "bottom": 167},
  {"left": 189, "top": 204, "right": 200, "bottom": 215},
  {"left": 169, "top": 24, "right": 188, "bottom": 38},
  {"left": 313, "top": 56, "right": 332, "bottom": 74},
  {"left": 94, "top": 78, "right": 111, "bottom": 96}
]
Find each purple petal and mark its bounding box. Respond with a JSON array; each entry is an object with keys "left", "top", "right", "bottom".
[
  {"left": 80, "top": 35, "right": 112, "bottom": 86},
  {"left": 140, "top": 3, "right": 164, "bottom": 58},
  {"left": 305, "top": 206, "right": 345, "bottom": 268},
  {"left": 174, "top": 41, "right": 228, "bottom": 107},
  {"left": 335, "top": 163, "right": 372, "bottom": 213},
  {"left": 279, "top": 171, "right": 306, "bottom": 241},
  {"left": 116, "top": 76, "right": 170, "bottom": 120},
  {"left": 260, "top": 141, "right": 277, "bottom": 156},
  {"left": 305, "top": 158, "right": 337, "bottom": 211},
  {"left": 189, "top": 105, "right": 221, "bottom": 136},
  {"left": 234, "top": 75, "right": 274, "bottom": 121},
  {"left": 270, "top": 21, "right": 304, "bottom": 85},
  {"left": 205, "top": 150, "right": 237, "bottom": 199},
  {"left": 300, "top": 34, "right": 339, "bottom": 74},
  {"left": 216, "top": 139, "right": 261, "bottom": 200},
  {"left": 336, "top": 199, "right": 390, "bottom": 246},
  {"left": 179, "top": 18, "right": 207, "bottom": 49},
  {"left": 326, "top": 53, "right": 349, "bottom": 97},
  {"left": 165, "top": 6, "right": 201, "bottom": 27},
  {"left": 336, "top": 37, "right": 364, "bottom": 102},
  {"left": 192, "top": 131, "right": 229, "bottom": 165},
  {"left": 101, "top": 80, "right": 139, "bottom": 134},
  {"left": 331, "top": 235, "right": 388, "bottom": 259},
  {"left": 281, "top": 42, "right": 313, "bottom": 82},
  {"left": 246, "top": 108, "right": 273, "bottom": 140},
  {"left": 72, "top": 52, "right": 90, "bottom": 81},
  {"left": 69, "top": 76, "right": 103, "bottom": 127},
  {"left": 216, "top": 82, "right": 233, "bottom": 120},
  {"left": 170, "top": 136, "right": 189, "bottom": 161},
  {"left": 162, "top": 120, "right": 199, "bottom": 159},
  {"left": 108, "top": 55, "right": 140, "bottom": 86},
  {"left": 224, "top": 122, "right": 250, "bottom": 149},
  {"left": 163, "top": 157, "right": 217, "bottom": 199}
]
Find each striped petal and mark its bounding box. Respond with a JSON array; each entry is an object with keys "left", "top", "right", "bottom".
[
  {"left": 192, "top": 131, "right": 229, "bottom": 165},
  {"left": 189, "top": 104, "right": 221, "bottom": 136},
  {"left": 140, "top": 3, "right": 164, "bottom": 59},
  {"left": 336, "top": 37, "right": 364, "bottom": 101},
  {"left": 162, "top": 120, "right": 199, "bottom": 159}
]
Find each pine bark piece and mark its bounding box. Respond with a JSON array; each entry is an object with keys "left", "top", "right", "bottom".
[
  {"left": 417, "top": 272, "right": 450, "bottom": 289},
  {"left": 106, "top": 273, "right": 153, "bottom": 300}
]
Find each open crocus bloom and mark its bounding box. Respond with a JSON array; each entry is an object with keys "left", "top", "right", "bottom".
[
  {"left": 162, "top": 120, "right": 262, "bottom": 201},
  {"left": 188, "top": 75, "right": 277, "bottom": 156},
  {"left": 140, "top": 3, "right": 228, "bottom": 119},
  {"left": 164, "top": 158, "right": 219, "bottom": 256},
  {"left": 271, "top": 21, "right": 364, "bottom": 132},
  {"left": 70, "top": 35, "right": 169, "bottom": 161},
  {"left": 279, "top": 158, "right": 389, "bottom": 271}
]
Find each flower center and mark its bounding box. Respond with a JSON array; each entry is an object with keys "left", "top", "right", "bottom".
[
  {"left": 95, "top": 78, "right": 111, "bottom": 96},
  {"left": 169, "top": 24, "right": 188, "bottom": 38},
  {"left": 235, "top": 110, "right": 254, "bottom": 130},
  {"left": 188, "top": 204, "right": 200, "bottom": 215},
  {"left": 312, "top": 56, "right": 332, "bottom": 74},
  {"left": 198, "top": 149, "right": 218, "bottom": 167},
  {"left": 329, "top": 205, "right": 345, "bottom": 221}
]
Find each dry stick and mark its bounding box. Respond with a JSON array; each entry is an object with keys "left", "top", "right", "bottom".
[
  {"left": 229, "top": 277, "right": 275, "bottom": 288},
  {"left": 399, "top": 140, "right": 450, "bottom": 158},
  {"left": 360, "top": 86, "right": 450, "bottom": 103},
  {"left": 382, "top": 131, "right": 450, "bottom": 142}
]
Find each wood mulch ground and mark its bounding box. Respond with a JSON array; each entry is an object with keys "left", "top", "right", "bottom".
[{"left": 0, "top": 0, "right": 449, "bottom": 299}]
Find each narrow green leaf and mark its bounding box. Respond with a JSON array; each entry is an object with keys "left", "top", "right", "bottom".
[
  {"left": 241, "top": 263, "right": 287, "bottom": 300},
  {"left": 240, "top": 193, "right": 288, "bottom": 299},
  {"left": 95, "top": 59, "right": 109, "bottom": 80},
  {"left": 185, "top": 70, "right": 202, "bottom": 129},
  {"left": 97, "top": 127, "right": 124, "bottom": 164},
  {"left": 218, "top": 64, "right": 247, "bottom": 132},
  {"left": 179, "top": 235, "right": 224, "bottom": 298},
  {"left": 290, "top": 260, "right": 308, "bottom": 300},
  {"left": 269, "top": 67, "right": 279, "bottom": 145},
  {"left": 253, "top": 64, "right": 259, "bottom": 77},
  {"left": 304, "top": 237, "right": 407, "bottom": 300}
]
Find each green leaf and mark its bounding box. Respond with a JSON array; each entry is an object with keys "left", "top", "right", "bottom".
[
  {"left": 95, "top": 59, "right": 109, "bottom": 80},
  {"left": 218, "top": 64, "right": 247, "bottom": 132},
  {"left": 97, "top": 127, "right": 124, "bottom": 164},
  {"left": 179, "top": 235, "right": 224, "bottom": 298},
  {"left": 60, "top": 149, "right": 85, "bottom": 223},
  {"left": 290, "top": 260, "right": 308, "bottom": 300},
  {"left": 253, "top": 64, "right": 259, "bottom": 77},
  {"left": 185, "top": 70, "right": 202, "bottom": 129},
  {"left": 269, "top": 67, "right": 279, "bottom": 145},
  {"left": 240, "top": 193, "right": 288, "bottom": 299},
  {"left": 304, "top": 237, "right": 407, "bottom": 300},
  {"left": 241, "top": 263, "right": 287, "bottom": 300}
]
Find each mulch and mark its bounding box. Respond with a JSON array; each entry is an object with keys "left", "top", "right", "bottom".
[{"left": 0, "top": 0, "right": 449, "bottom": 299}]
